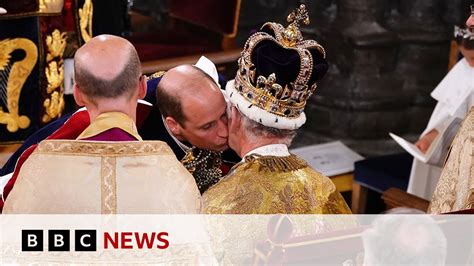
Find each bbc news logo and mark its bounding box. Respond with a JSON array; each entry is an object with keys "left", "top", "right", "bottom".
[
  {"left": 22, "top": 230, "right": 169, "bottom": 252},
  {"left": 22, "top": 230, "right": 96, "bottom": 252}
]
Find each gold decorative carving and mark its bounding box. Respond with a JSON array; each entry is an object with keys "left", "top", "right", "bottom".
[
  {"left": 38, "top": 0, "right": 64, "bottom": 14},
  {"left": 282, "top": 4, "right": 310, "bottom": 47},
  {"left": 79, "top": 0, "right": 93, "bottom": 43},
  {"left": 42, "top": 91, "right": 65, "bottom": 123},
  {"left": 45, "top": 61, "right": 64, "bottom": 94},
  {"left": 46, "top": 30, "right": 67, "bottom": 62},
  {"left": 43, "top": 29, "right": 67, "bottom": 123},
  {"left": 0, "top": 38, "right": 38, "bottom": 133}
]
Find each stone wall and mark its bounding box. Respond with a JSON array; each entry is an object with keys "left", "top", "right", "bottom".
[{"left": 237, "top": 0, "right": 470, "bottom": 156}]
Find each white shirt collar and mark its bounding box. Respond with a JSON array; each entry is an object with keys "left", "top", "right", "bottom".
[{"left": 241, "top": 144, "right": 290, "bottom": 162}]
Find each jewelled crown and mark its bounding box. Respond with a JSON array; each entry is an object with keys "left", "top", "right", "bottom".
[
  {"left": 454, "top": 25, "right": 474, "bottom": 41},
  {"left": 227, "top": 4, "right": 328, "bottom": 130},
  {"left": 453, "top": 4, "right": 474, "bottom": 49}
]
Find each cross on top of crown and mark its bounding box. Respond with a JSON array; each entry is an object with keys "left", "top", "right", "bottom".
[{"left": 287, "top": 4, "right": 310, "bottom": 27}]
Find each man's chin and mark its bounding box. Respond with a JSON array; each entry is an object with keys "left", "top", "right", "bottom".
[{"left": 214, "top": 144, "right": 229, "bottom": 152}]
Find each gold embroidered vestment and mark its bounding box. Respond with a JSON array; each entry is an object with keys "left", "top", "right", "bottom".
[{"left": 203, "top": 154, "right": 351, "bottom": 214}]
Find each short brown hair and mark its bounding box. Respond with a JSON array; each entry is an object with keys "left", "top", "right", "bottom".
[
  {"left": 74, "top": 48, "right": 141, "bottom": 99},
  {"left": 155, "top": 66, "right": 216, "bottom": 125}
]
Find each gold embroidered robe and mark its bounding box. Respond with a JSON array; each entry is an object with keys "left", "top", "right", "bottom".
[
  {"left": 428, "top": 107, "right": 474, "bottom": 214},
  {"left": 202, "top": 154, "right": 352, "bottom": 214},
  {"left": 3, "top": 140, "right": 202, "bottom": 214}
]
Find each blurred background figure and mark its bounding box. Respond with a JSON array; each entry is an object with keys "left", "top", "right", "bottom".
[{"left": 362, "top": 213, "right": 447, "bottom": 265}]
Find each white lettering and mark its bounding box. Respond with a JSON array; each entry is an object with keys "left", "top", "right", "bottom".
[
  {"left": 54, "top": 234, "right": 64, "bottom": 247},
  {"left": 28, "top": 235, "right": 37, "bottom": 247},
  {"left": 80, "top": 234, "right": 91, "bottom": 247}
]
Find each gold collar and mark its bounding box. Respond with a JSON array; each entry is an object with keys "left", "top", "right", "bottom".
[{"left": 77, "top": 112, "right": 143, "bottom": 141}]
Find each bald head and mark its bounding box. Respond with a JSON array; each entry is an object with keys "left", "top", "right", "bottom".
[
  {"left": 74, "top": 35, "right": 141, "bottom": 100},
  {"left": 157, "top": 65, "right": 220, "bottom": 124}
]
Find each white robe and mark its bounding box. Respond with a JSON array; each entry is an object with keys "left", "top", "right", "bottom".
[{"left": 408, "top": 58, "right": 474, "bottom": 200}]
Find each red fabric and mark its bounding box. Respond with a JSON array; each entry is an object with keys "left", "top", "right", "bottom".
[
  {"left": 0, "top": 104, "right": 155, "bottom": 211},
  {"left": 133, "top": 42, "right": 219, "bottom": 62},
  {"left": 220, "top": 162, "right": 232, "bottom": 176},
  {"left": 129, "top": 0, "right": 240, "bottom": 62},
  {"left": 169, "top": 0, "right": 238, "bottom": 35},
  {"left": 444, "top": 209, "right": 474, "bottom": 214},
  {"left": 62, "top": 0, "right": 76, "bottom": 32},
  {"left": 0, "top": 110, "right": 90, "bottom": 211},
  {"left": 128, "top": 29, "right": 220, "bottom": 62},
  {"left": 136, "top": 102, "right": 152, "bottom": 129}
]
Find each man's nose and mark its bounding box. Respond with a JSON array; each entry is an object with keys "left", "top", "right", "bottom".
[
  {"left": 467, "top": 15, "right": 474, "bottom": 28},
  {"left": 217, "top": 119, "right": 228, "bottom": 138}
]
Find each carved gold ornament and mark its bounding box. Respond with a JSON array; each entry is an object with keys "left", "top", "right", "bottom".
[
  {"left": 79, "top": 0, "right": 93, "bottom": 43},
  {"left": 46, "top": 30, "right": 67, "bottom": 62},
  {"left": 43, "top": 29, "right": 67, "bottom": 123},
  {"left": 282, "top": 4, "right": 310, "bottom": 47},
  {"left": 43, "top": 91, "right": 65, "bottom": 123},
  {"left": 0, "top": 38, "right": 38, "bottom": 132},
  {"left": 45, "top": 61, "right": 64, "bottom": 94},
  {"left": 38, "top": 0, "right": 64, "bottom": 14}
]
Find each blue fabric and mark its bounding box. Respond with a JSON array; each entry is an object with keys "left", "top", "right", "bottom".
[{"left": 354, "top": 153, "right": 413, "bottom": 193}]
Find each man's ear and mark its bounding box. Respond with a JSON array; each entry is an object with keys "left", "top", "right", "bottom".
[
  {"left": 229, "top": 106, "right": 242, "bottom": 131},
  {"left": 73, "top": 84, "right": 86, "bottom": 106},
  {"left": 138, "top": 75, "right": 147, "bottom": 99},
  {"left": 165, "top": 116, "right": 183, "bottom": 139}
]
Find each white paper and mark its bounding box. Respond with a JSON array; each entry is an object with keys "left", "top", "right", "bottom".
[
  {"left": 290, "top": 141, "right": 364, "bottom": 176},
  {"left": 389, "top": 133, "right": 429, "bottom": 162},
  {"left": 389, "top": 132, "right": 444, "bottom": 164}
]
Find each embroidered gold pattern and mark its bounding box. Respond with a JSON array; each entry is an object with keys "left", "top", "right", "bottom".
[
  {"left": 146, "top": 71, "right": 166, "bottom": 81},
  {"left": 203, "top": 154, "right": 351, "bottom": 214},
  {"left": 79, "top": 0, "right": 93, "bottom": 43},
  {"left": 43, "top": 29, "right": 67, "bottom": 123},
  {"left": 428, "top": 107, "right": 474, "bottom": 214},
  {"left": 36, "top": 140, "right": 173, "bottom": 156},
  {"left": 101, "top": 156, "right": 117, "bottom": 214},
  {"left": 0, "top": 38, "right": 37, "bottom": 132}
]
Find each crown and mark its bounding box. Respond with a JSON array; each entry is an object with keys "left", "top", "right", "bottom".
[
  {"left": 228, "top": 4, "right": 328, "bottom": 129},
  {"left": 455, "top": 25, "right": 474, "bottom": 41}
]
